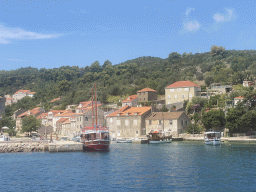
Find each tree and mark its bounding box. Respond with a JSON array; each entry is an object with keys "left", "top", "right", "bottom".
[
  {"left": 21, "top": 115, "right": 41, "bottom": 136},
  {"left": 168, "top": 52, "right": 181, "bottom": 61},
  {"left": 240, "top": 110, "right": 256, "bottom": 133},
  {"left": 202, "top": 109, "right": 225, "bottom": 131},
  {"left": 226, "top": 107, "right": 244, "bottom": 134},
  {"left": 210, "top": 45, "right": 225, "bottom": 56},
  {"left": 186, "top": 123, "right": 203, "bottom": 134}
]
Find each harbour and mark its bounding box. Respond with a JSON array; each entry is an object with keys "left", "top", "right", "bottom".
[{"left": 1, "top": 141, "right": 256, "bottom": 191}]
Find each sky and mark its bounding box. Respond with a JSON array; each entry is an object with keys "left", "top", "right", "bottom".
[{"left": 0, "top": 0, "right": 256, "bottom": 70}]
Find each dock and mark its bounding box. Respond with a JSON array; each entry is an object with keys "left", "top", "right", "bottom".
[{"left": 48, "top": 141, "right": 83, "bottom": 152}]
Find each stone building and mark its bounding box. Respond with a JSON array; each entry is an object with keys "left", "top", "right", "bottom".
[
  {"left": 12, "top": 90, "right": 35, "bottom": 103},
  {"left": 106, "top": 105, "right": 151, "bottom": 139},
  {"left": 165, "top": 81, "right": 201, "bottom": 105},
  {"left": 137, "top": 88, "right": 158, "bottom": 103},
  {"left": 122, "top": 95, "right": 138, "bottom": 107},
  {"left": 145, "top": 111, "right": 190, "bottom": 137}
]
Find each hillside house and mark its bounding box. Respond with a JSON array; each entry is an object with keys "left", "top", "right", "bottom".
[
  {"left": 12, "top": 90, "right": 35, "bottom": 103},
  {"left": 122, "top": 95, "right": 138, "bottom": 107},
  {"left": 137, "top": 88, "right": 158, "bottom": 103},
  {"left": 234, "top": 96, "right": 244, "bottom": 106},
  {"left": 165, "top": 81, "right": 201, "bottom": 105}
]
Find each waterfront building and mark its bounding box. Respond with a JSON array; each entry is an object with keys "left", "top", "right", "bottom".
[
  {"left": 145, "top": 111, "right": 190, "bottom": 137},
  {"left": 106, "top": 105, "right": 151, "bottom": 139},
  {"left": 165, "top": 81, "right": 201, "bottom": 105}
]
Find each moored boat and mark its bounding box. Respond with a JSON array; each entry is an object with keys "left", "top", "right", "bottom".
[
  {"left": 80, "top": 126, "right": 110, "bottom": 151},
  {"left": 148, "top": 131, "right": 172, "bottom": 144},
  {"left": 204, "top": 131, "right": 221, "bottom": 145}
]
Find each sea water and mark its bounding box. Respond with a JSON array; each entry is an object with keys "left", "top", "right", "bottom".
[{"left": 0, "top": 141, "right": 256, "bottom": 191}]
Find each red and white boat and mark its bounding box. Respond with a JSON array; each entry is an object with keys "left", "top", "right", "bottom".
[
  {"left": 80, "top": 83, "right": 110, "bottom": 151},
  {"left": 80, "top": 126, "right": 110, "bottom": 151}
]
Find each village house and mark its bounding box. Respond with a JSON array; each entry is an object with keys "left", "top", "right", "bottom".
[
  {"left": 106, "top": 105, "right": 151, "bottom": 139},
  {"left": 56, "top": 117, "right": 76, "bottom": 135},
  {"left": 16, "top": 107, "right": 44, "bottom": 132},
  {"left": 209, "top": 83, "right": 232, "bottom": 94},
  {"left": 243, "top": 80, "right": 255, "bottom": 87},
  {"left": 234, "top": 96, "right": 245, "bottom": 106},
  {"left": 75, "top": 101, "right": 101, "bottom": 113},
  {"left": 122, "top": 95, "right": 138, "bottom": 107},
  {"left": 137, "top": 87, "right": 158, "bottom": 103},
  {"left": 5, "top": 97, "right": 13, "bottom": 106},
  {"left": 165, "top": 81, "right": 201, "bottom": 105},
  {"left": 12, "top": 90, "right": 36, "bottom": 103},
  {"left": 38, "top": 110, "right": 66, "bottom": 128},
  {"left": 145, "top": 111, "right": 190, "bottom": 137},
  {"left": 52, "top": 110, "right": 75, "bottom": 133}
]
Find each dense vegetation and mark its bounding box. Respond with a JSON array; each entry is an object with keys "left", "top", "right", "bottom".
[{"left": 2, "top": 45, "right": 256, "bottom": 135}]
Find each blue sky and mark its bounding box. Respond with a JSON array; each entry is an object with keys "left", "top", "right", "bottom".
[{"left": 0, "top": 0, "right": 255, "bottom": 70}]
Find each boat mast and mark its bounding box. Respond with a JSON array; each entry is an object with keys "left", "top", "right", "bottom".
[
  {"left": 91, "top": 86, "right": 94, "bottom": 127},
  {"left": 95, "top": 83, "right": 97, "bottom": 126}
]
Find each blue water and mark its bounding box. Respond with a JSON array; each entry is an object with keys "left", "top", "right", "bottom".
[{"left": 1, "top": 141, "right": 256, "bottom": 192}]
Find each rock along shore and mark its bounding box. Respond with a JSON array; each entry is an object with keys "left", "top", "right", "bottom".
[{"left": 0, "top": 142, "right": 47, "bottom": 153}]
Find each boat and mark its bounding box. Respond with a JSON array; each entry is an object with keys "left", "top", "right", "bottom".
[
  {"left": 116, "top": 138, "right": 133, "bottom": 143},
  {"left": 148, "top": 131, "right": 172, "bottom": 144},
  {"left": 80, "top": 126, "right": 110, "bottom": 151},
  {"left": 0, "top": 135, "right": 10, "bottom": 141},
  {"left": 80, "top": 83, "right": 110, "bottom": 151},
  {"left": 204, "top": 131, "right": 221, "bottom": 145}
]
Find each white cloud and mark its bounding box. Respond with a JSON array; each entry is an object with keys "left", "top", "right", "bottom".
[
  {"left": 181, "top": 8, "right": 200, "bottom": 33},
  {"left": 213, "top": 8, "right": 235, "bottom": 23},
  {"left": 0, "top": 25, "right": 59, "bottom": 44},
  {"left": 183, "top": 20, "right": 200, "bottom": 32},
  {"left": 185, "top": 7, "right": 195, "bottom": 16}
]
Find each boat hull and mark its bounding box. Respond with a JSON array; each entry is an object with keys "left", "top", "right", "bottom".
[
  {"left": 83, "top": 140, "right": 110, "bottom": 151},
  {"left": 149, "top": 139, "right": 172, "bottom": 144},
  {"left": 204, "top": 139, "right": 221, "bottom": 145},
  {"left": 116, "top": 139, "right": 133, "bottom": 143}
]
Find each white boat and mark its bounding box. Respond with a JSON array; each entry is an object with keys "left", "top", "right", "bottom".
[
  {"left": 116, "top": 138, "right": 133, "bottom": 143},
  {"left": 0, "top": 135, "right": 10, "bottom": 141},
  {"left": 148, "top": 131, "right": 172, "bottom": 144},
  {"left": 204, "top": 131, "right": 221, "bottom": 145}
]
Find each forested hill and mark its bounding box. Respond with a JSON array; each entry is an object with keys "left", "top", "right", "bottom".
[{"left": 1, "top": 46, "right": 256, "bottom": 111}]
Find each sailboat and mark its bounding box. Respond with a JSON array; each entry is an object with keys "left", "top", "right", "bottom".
[{"left": 80, "top": 83, "right": 110, "bottom": 151}]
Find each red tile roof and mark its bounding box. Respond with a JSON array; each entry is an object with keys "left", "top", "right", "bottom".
[
  {"left": 51, "top": 98, "right": 61, "bottom": 102},
  {"left": 234, "top": 96, "right": 244, "bottom": 99},
  {"left": 37, "top": 113, "right": 48, "bottom": 119},
  {"left": 18, "top": 107, "right": 43, "bottom": 118},
  {"left": 122, "top": 95, "right": 138, "bottom": 103},
  {"left": 137, "top": 87, "right": 157, "bottom": 92},
  {"left": 166, "top": 81, "right": 200, "bottom": 88},
  {"left": 146, "top": 112, "right": 185, "bottom": 120},
  {"left": 14, "top": 90, "right": 31, "bottom": 94},
  {"left": 57, "top": 118, "right": 69, "bottom": 123},
  {"left": 107, "top": 106, "right": 151, "bottom": 117}
]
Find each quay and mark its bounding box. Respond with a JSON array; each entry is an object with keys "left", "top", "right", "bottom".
[{"left": 48, "top": 141, "right": 83, "bottom": 152}]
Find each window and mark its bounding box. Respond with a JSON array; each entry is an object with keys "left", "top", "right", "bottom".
[
  {"left": 175, "top": 95, "right": 178, "bottom": 99},
  {"left": 189, "top": 94, "right": 192, "bottom": 98},
  {"left": 182, "top": 94, "right": 185, "bottom": 98},
  {"left": 117, "top": 120, "right": 121, "bottom": 125},
  {"left": 85, "top": 117, "right": 88, "bottom": 121},
  {"left": 185, "top": 121, "right": 187, "bottom": 125},
  {"left": 125, "top": 120, "right": 129, "bottom": 126},
  {"left": 168, "top": 95, "right": 170, "bottom": 99},
  {"left": 181, "top": 120, "right": 184, "bottom": 125},
  {"left": 185, "top": 88, "right": 189, "bottom": 91},
  {"left": 110, "top": 118, "right": 112, "bottom": 123},
  {"left": 80, "top": 117, "right": 81, "bottom": 121},
  {"left": 169, "top": 120, "right": 172, "bottom": 124},
  {"left": 134, "top": 120, "right": 137, "bottom": 125},
  {"left": 159, "top": 120, "right": 162, "bottom": 125},
  {"left": 149, "top": 120, "right": 152, "bottom": 125},
  {"left": 178, "top": 88, "right": 182, "bottom": 91},
  {"left": 144, "top": 98, "right": 145, "bottom": 101},
  {"left": 136, "top": 131, "right": 138, "bottom": 134},
  {"left": 170, "top": 89, "right": 174, "bottom": 92}
]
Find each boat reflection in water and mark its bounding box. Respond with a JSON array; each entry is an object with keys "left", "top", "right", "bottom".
[
  {"left": 148, "top": 131, "right": 172, "bottom": 144},
  {"left": 80, "top": 126, "right": 110, "bottom": 151},
  {"left": 204, "top": 131, "right": 221, "bottom": 145}
]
